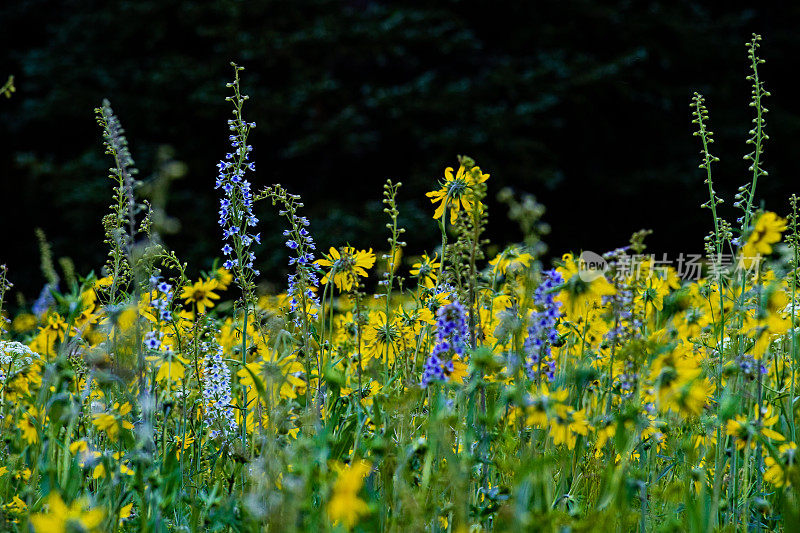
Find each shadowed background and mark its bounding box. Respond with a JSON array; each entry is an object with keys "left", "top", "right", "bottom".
[{"left": 2, "top": 1, "right": 800, "bottom": 301}]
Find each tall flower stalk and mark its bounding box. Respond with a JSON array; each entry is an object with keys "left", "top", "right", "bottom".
[
  {"left": 258, "top": 184, "right": 322, "bottom": 409},
  {"left": 215, "top": 63, "right": 261, "bottom": 460}
]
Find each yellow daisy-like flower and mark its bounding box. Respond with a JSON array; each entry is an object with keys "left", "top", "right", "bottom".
[
  {"left": 489, "top": 245, "right": 534, "bottom": 276},
  {"left": 213, "top": 267, "right": 234, "bottom": 290},
  {"left": 28, "top": 313, "right": 68, "bottom": 358},
  {"left": 327, "top": 460, "right": 372, "bottom": 529},
  {"left": 725, "top": 404, "right": 785, "bottom": 450},
  {"left": 11, "top": 313, "right": 37, "bottom": 333},
  {"left": 17, "top": 408, "right": 39, "bottom": 445},
  {"left": 639, "top": 276, "right": 670, "bottom": 312},
  {"left": 362, "top": 311, "right": 411, "bottom": 364},
  {"left": 556, "top": 253, "right": 615, "bottom": 321},
  {"left": 764, "top": 442, "right": 797, "bottom": 487},
  {"left": 410, "top": 253, "right": 441, "bottom": 288},
  {"left": 153, "top": 350, "right": 189, "bottom": 383},
  {"left": 523, "top": 385, "right": 568, "bottom": 428},
  {"left": 648, "top": 348, "right": 709, "bottom": 417},
  {"left": 29, "top": 492, "right": 105, "bottom": 533},
  {"left": 740, "top": 211, "right": 787, "bottom": 268},
  {"left": 180, "top": 278, "right": 221, "bottom": 314},
  {"left": 91, "top": 402, "right": 134, "bottom": 443},
  {"left": 426, "top": 164, "right": 489, "bottom": 224},
  {"left": 3, "top": 495, "right": 26, "bottom": 517},
  {"left": 395, "top": 304, "right": 436, "bottom": 335},
  {"left": 316, "top": 247, "right": 376, "bottom": 292},
  {"left": 548, "top": 404, "right": 590, "bottom": 450}
]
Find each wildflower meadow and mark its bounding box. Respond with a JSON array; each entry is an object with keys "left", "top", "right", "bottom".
[{"left": 3, "top": 34, "right": 800, "bottom": 532}]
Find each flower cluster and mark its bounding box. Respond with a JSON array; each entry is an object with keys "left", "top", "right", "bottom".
[
  {"left": 143, "top": 331, "right": 161, "bottom": 351},
  {"left": 617, "top": 359, "right": 639, "bottom": 399},
  {"left": 215, "top": 66, "right": 261, "bottom": 286},
  {"left": 737, "top": 353, "right": 768, "bottom": 379},
  {"left": 602, "top": 286, "right": 641, "bottom": 344},
  {"left": 148, "top": 275, "right": 174, "bottom": 322},
  {"left": 1, "top": 38, "right": 797, "bottom": 531},
  {"left": 284, "top": 217, "right": 320, "bottom": 318},
  {"left": 523, "top": 269, "right": 563, "bottom": 381},
  {"left": 202, "top": 342, "right": 238, "bottom": 439},
  {"left": 421, "top": 301, "right": 468, "bottom": 387},
  {"left": 0, "top": 340, "right": 39, "bottom": 393}
]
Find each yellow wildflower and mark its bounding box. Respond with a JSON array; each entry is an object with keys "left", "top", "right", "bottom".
[
  {"left": 362, "top": 311, "right": 410, "bottom": 365},
  {"left": 556, "top": 253, "right": 615, "bottom": 320},
  {"left": 764, "top": 442, "right": 797, "bottom": 487},
  {"left": 410, "top": 253, "right": 441, "bottom": 288},
  {"left": 489, "top": 245, "right": 534, "bottom": 276},
  {"left": 17, "top": 408, "right": 39, "bottom": 445},
  {"left": 549, "top": 404, "right": 590, "bottom": 450},
  {"left": 213, "top": 267, "right": 234, "bottom": 290},
  {"left": 726, "top": 404, "right": 785, "bottom": 450},
  {"left": 29, "top": 492, "right": 104, "bottom": 533},
  {"left": 181, "top": 278, "right": 221, "bottom": 314},
  {"left": 740, "top": 211, "right": 787, "bottom": 268},
  {"left": 316, "top": 247, "right": 376, "bottom": 292},
  {"left": 327, "top": 460, "right": 371, "bottom": 529},
  {"left": 426, "top": 164, "right": 489, "bottom": 224},
  {"left": 12, "top": 313, "right": 37, "bottom": 333}
]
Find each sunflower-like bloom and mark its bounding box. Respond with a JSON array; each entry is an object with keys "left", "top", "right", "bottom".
[
  {"left": 91, "top": 402, "right": 134, "bottom": 443},
  {"left": 362, "top": 311, "right": 411, "bottom": 364},
  {"left": 327, "top": 460, "right": 372, "bottom": 529},
  {"left": 648, "top": 346, "right": 710, "bottom": 417},
  {"left": 426, "top": 164, "right": 489, "bottom": 224},
  {"left": 410, "top": 253, "right": 441, "bottom": 288},
  {"left": 29, "top": 492, "right": 105, "bottom": 533},
  {"left": 741, "top": 287, "right": 791, "bottom": 358},
  {"left": 213, "top": 267, "right": 234, "bottom": 290},
  {"left": 740, "top": 211, "right": 787, "bottom": 268},
  {"left": 556, "top": 253, "right": 615, "bottom": 321},
  {"left": 639, "top": 276, "right": 670, "bottom": 312},
  {"left": 180, "top": 278, "right": 221, "bottom": 314},
  {"left": 316, "top": 247, "right": 376, "bottom": 292},
  {"left": 725, "top": 404, "right": 785, "bottom": 450},
  {"left": 548, "top": 404, "right": 590, "bottom": 450},
  {"left": 152, "top": 349, "right": 189, "bottom": 384},
  {"left": 17, "top": 408, "right": 39, "bottom": 444},
  {"left": 489, "top": 245, "right": 534, "bottom": 276},
  {"left": 764, "top": 442, "right": 797, "bottom": 487},
  {"left": 524, "top": 385, "right": 569, "bottom": 427}
]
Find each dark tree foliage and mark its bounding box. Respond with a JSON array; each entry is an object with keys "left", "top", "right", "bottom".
[{"left": 2, "top": 1, "right": 800, "bottom": 297}]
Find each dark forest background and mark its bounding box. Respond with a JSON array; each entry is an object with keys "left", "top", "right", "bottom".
[{"left": 2, "top": 1, "right": 800, "bottom": 302}]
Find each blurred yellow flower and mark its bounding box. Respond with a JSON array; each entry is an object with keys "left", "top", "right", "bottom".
[
  {"left": 17, "top": 409, "right": 39, "bottom": 445},
  {"left": 29, "top": 492, "right": 104, "bottom": 533},
  {"left": 556, "top": 253, "right": 615, "bottom": 320},
  {"left": 328, "top": 460, "right": 371, "bottom": 529},
  {"left": 489, "top": 245, "right": 534, "bottom": 276},
  {"left": 764, "top": 442, "right": 797, "bottom": 487},
  {"left": 410, "top": 253, "right": 440, "bottom": 288},
  {"left": 740, "top": 211, "right": 787, "bottom": 268}
]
